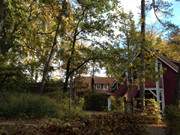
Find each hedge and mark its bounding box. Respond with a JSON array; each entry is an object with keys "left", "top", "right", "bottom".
[
  {"left": 83, "top": 92, "right": 109, "bottom": 111},
  {"left": 0, "top": 93, "right": 60, "bottom": 118}
]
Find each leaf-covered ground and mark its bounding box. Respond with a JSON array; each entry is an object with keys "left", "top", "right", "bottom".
[{"left": 0, "top": 113, "right": 167, "bottom": 135}]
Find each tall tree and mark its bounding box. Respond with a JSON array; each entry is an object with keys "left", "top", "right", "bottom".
[
  {"left": 138, "top": 0, "right": 173, "bottom": 110},
  {"left": 40, "top": 0, "right": 71, "bottom": 93},
  {"left": 0, "top": 0, "right": 66, "bottom": 92},
  {"left": 139, "top": 0, "right": 146, "bottom": 110},
  {"left": 62, "top": 0, "right": 126, "bottom": 91}
]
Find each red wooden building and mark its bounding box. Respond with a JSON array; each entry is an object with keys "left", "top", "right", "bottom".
[
  {"left": 110, "top": 55, "right": 180, "bottom": 112},
  {"left": 74, "top": 55, "right": 180, "bottom": 112}
]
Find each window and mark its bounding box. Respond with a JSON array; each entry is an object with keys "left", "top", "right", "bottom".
[
  {"left": 95, "top": 84, "right": 101, "bottom": 89},
  {"left": 95, "top": 84, "right": 109, "bottom": 90},
  {"left": 103, "top": 84, "right": 108, "bottom": 90},
  {"left": 101, "top": 84, "right": 104, "bottom": 89}
]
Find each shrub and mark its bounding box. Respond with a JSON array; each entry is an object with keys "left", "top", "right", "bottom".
[
  {"left": 83, "top": 92, "right": 108, "bottom": 111},
  {"left": 45, "top": 91, "right": 69, "bottom": 103},
  {"left": 59, "top": 98, "right": 88, "bottom": 121},
  {"left": 144, "top": 99, "right": 162, "bottom": 124},
  {"left": 0, "top": 66, "right": 31, "bottom": 93},
  {"left": 111, "top": 96, "right": 124, "bottom": 112},
  {"left": 0, "top": 93, "right": 60, "bottom": 118},
  {"left": 165, "top": 105, "right": 180, "bottom": 135},
  {"left": 46, "top": 91, "right": 87, "bottom": 120}
]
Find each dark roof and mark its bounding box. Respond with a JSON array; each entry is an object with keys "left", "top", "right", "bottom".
[
  {"left": 93, "top": 76, "right": 115, "bottom": 84},
  {"left": 157, "top": 55, "right": 179, "bottom": 73},
  {"left": 75, "top": 76, "right": 115, "bottom": 84},
  {"left": 135, "top": 48, "right": 179, "bottom": 73},
  {"left": 171, "top": 60, "right": 180, "bottom": 66}
]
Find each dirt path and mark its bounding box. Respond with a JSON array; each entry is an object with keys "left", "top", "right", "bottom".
[{"left": 147, "top": 124, "right": 166, "bottom": 135}]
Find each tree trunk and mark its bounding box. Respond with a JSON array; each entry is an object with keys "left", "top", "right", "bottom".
[
  {"left": 0, "top": 0, "right": 6, "bottom": 32},
  {"left": 0, "top": 0, "right": 7, "bottom": 54},
  {"left": 63, "top": 10, "right": 86, "bottom": 92},
  {"left": 63, "top": 34, "right": 76, "bottom": 92},
  {"left": 139, "top": 0, "right": 146, "bottom": 110},
  {"left": 69, "top": 73, "right": 74, "bottom": 111},
  {"left": 40, "top": 20, "right": 61, "bottom": 94},
  {"left": 91, "top": 77, "right": 95, "bottom": 92},
  {"left": 126, "top": 85, "right": 134, "bottom": 114},
  {"left": 63, "top": 58, "right": 91, "bottom": 92},
  {"left": 40, "top": 0, "right": 70, "bottom": 94},
  {"left": 126, "top": 32, "right": 133, "bottom": 114},
  {"left": 91, "top": 60, "right": 95, "bottom": 92},
  {"left": 64, "top": 71, "right": 70, "bottom": 92}
]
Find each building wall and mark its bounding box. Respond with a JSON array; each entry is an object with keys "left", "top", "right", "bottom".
[
  {"left": 162, "top": 63, "right": 177, "bottom": 105},
  {"left": 74, "top": 76, "right": 114, "bottom": 94},
  {"left": 94, "top": 83, "right": 110, "bottom": 91}
]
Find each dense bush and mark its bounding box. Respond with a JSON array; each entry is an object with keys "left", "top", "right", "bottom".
[
  {"left": 111, "top": 96, "right": 124, "bottom": 112},
  {"left": 0, "top": 93, "right": 60, "bottom": 118},
  {"left": 0, "top": 65, "right": 31, "bottom": 93},
  {"left": 144, "top": 99, "right": 162, "bottom": 124},
  {"left": 165, "top": 105, "right": 180, "bottom": 135},
  {"left": 45, "top": 91, "right": 69, "bottom": 102},
  {"left": 83, "top": 92, "right": 108, "bottom": 111},
  {"left": 45, "top": 91, "right": 87, "bottom": 120}
]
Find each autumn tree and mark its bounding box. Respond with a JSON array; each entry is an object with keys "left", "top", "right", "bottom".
[
  {"left": 0, "top": 0, "right": 66, "bottom": 93},
  {"left": 39, "top": 0, "right": 71, "bottom": 93},
  {"left": 138, "top": 0, "right": 173, "bottom": 109},
  {"left": 168, "top": 26, "right": 180, "bottom": 45},
  {"left": 62, "top": 0, "right": 128, "bottom": 91}
]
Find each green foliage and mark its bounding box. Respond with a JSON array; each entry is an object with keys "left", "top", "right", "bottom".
[
  {"left": 45, "top": 91, "right": 87, "bottom": 121},
  {"left": 0, "top": 91, "right": 88, "bottom": 120},
  {"left": 59, "top": 98, "right": 87, "bottom": 121},
  {"left": 144, "top": 99, "right": 162, "bottom": 124},
  {"left": 101, "top": 12, "right": 142, "bottom": 82},
  {"left": 165, "top": 105, "right": 180, "bottom": 135},
  {"left": 0, "top": 0, "right": 61, "bottom": 85},
  {"left": 61, "top": 0, "right": 127, "bottom": 91},
  {"left": 0, "top": 127, "right": 8, "bottom": 135},
  {"left": 165, "top": 105, "right": 180, "bottom": 121},
  {"left": 78, "top": 0, "right": 118, "bottom": 13},
  {"left": 111, "top": 96, "right": 124, "bottom": 112},
  {"left": 0, "top": 65, "right": 29, "bottom": 93},
  {"left": 0, "top": 93, "right": 60, "bottom": 118},
  {"left": 155, "top": 39, "right": 180, "bottom": 62},
  {"left": 83, "top": 92, "right": 108, "bottom": 111}
]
